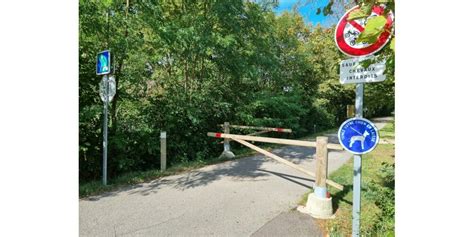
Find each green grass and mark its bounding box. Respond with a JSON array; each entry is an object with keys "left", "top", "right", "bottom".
[
  {"left": 80, "top": 127, "right": 339, "bottom": 198},
  {"left": 378, "top": 121, "right": 395, "bottom": 140},
  {"left": 326, "top": 143, "right": 395, "bottom": 236}
]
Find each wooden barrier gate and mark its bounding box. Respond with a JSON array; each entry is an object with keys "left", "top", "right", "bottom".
[
  {"left": 217, "top": 123, "right": 293, "bottom": 159},
  {"left": 208, "top": 128, "right": 344, "bottom": 191},
  {"left": 218, "top": 123, "right": 292, "bottom": 143}
]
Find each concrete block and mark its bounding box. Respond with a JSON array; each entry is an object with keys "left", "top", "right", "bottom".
[
  {"left": 219, "top": 150, "right": 235, "bottom": 159},
  {"left": 297, "top": 193, "right": 334, "bottom": 219}
]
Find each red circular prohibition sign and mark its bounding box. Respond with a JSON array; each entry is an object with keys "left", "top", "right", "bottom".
[{"left": 335, "top": 5, "right": 394, "bottom": 57}]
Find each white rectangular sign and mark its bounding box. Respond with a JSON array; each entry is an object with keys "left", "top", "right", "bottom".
[{"left": 339, "top": 57, "right": 386, "bottom": 84}]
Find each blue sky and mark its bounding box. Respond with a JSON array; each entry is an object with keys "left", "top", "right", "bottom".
[{"left": 273, "top": 0, "right": 332, "bottom": 27}]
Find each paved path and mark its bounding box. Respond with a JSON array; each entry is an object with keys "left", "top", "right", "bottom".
[
  {"left": 80, "top": 117, "right": 392, "bottom": 237},
  {"left": 250, "top": 211, "right": 323, "bottom": 237}
]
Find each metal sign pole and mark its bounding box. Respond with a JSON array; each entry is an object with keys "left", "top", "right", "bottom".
[
  {"left": 102, "top": 75, "right": 109, "bottom": 185},
  {"left": 352, "top": 83, "right": 364, "bottom": 236}
]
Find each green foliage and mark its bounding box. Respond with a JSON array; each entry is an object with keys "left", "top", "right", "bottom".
[
  {"left": 347, "top": 8, "right": 369, "bottom": 21},
  {"left": 347, "top": 0, "right": 376, "bottom": 21},
  {"left": 366, "top": 162, "right": 395, "bottom": 234},
  {"left": 364, "top": 75, "right": 395, "bottom": 117},
  {"left": 322, "top": 0, "right": 335, "bottom": 16},
  {"left": 356, "top": 15, "right": 387, "bottom": 44}
]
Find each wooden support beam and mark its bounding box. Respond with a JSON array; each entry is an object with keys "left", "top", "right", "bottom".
[
  {"left": 210, "top": 132, "right": 314, "bottom": 147},
  {"left": 326, "top": 178, "right": 344, "bottom": 191},
  {"left": 218, "top": 124, "right": 292, "bottom": 133},
  {"left": 328, "top": 143, "right": 344, "bottom": 151},
  {"left": 208, "top": 132, "right": 344, "bottom": 150},
  {"left": 219, "top": 130, "right": 271, "bottom": 144},
  {"left": 233, "top": 138, "right": 343, "bottom": 191}
]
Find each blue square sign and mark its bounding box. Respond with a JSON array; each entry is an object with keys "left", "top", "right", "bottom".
[{"left": 96, "top": 50, "right": 111, "bottom": 75}]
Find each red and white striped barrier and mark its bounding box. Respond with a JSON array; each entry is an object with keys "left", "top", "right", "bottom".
[{"left": 218, "top": 124, "right": 292, "bottom": 133}]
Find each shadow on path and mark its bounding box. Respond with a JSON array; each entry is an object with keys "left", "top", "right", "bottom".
[
  {"left": 132, "top": 145, "right": 319, "bottom": 196},
  {"left": 126, "top": 157, "right": 270, "bottom": 196},
  {"left": 271, "top": 146, "right": 315, "bottom": 165},
  {"left": 257, "top": 169, "right": 313, "bottom": 189}
]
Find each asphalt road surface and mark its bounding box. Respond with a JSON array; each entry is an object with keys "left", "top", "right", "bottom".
[{"left": 80, "top": 117, "right": 391, "bottom": 236}]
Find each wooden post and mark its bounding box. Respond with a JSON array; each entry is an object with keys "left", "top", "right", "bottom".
[
  {"left": 223, "top": 122, "right": 230, "bottom": 152},
  {"left": 314, "top": 136, "right": 329, "bottom": 198},
  {"left": 299, "top": 136, "right": 333, "bottom": 219},
  {"left": 219, "top": 123, "right": 235, "bottom": 158},
  {"left": 347, "top": 105, "right": 355, "bottom": 118},
  {"left": 160, "top": 131, "right": 166, "bottom": 171}
]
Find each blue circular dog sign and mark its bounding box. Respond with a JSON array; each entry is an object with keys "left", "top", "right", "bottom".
[{"left": 338, "top": 117, "right": 379, "bottom": 155}]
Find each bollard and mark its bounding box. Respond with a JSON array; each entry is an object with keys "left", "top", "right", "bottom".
[
  {"left": 314, "top": 136, "right": 329, "bottom": 198},
  {"left": 219, "top": 122, "right": 235, "bottom": 159},
  {"left": 223, "top": 122, "right": 231, "bottom": 153},
  {"left": 347, "top": 105, "right": 355, "bottom": 118},
  {"left": 299, "top": 136, "right": 334, "bottom": 219},
  {"left": 160, "top": 131, "right": 167, "bottom": 171}
]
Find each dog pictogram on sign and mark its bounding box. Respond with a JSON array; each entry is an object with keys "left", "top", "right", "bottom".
[
  {"left": 335, "top": 5, "right": 394, "bottom": 57},
  {"left": 338, "top": 117, "right": 379, "bottom": 155}
]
